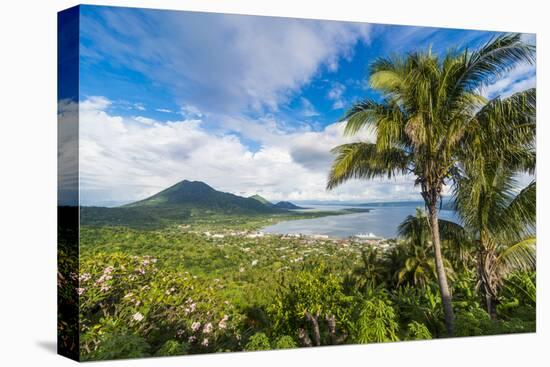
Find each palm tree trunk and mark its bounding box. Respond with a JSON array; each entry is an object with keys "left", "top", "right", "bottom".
[
  {"left": 427, "top": 201, "right": 455, "bottom": 336},
  {"left": 486, "top": 293, "right": 498, "bottom": 320},
  {"left": 477, "top": 236, "right": 499, "bottom": 320}
]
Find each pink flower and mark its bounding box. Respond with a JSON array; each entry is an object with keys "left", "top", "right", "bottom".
[
  {"left": 201, "top": 338, "right": 209, "bottom": 347},
  {"left": 95, "top": 274, "right": 112, "bottom": 284},
  {"left": 203, "top": 323, "right": 213, "bottom": 334},
  {"left": 100, "top": 284, "right": 111, "bottom": 292},
  {"left": 191, "top": 321, "right": 201, "bottom": 332},
  {"left": 77, "top": 288, "right": 85, "bottom": 295}
]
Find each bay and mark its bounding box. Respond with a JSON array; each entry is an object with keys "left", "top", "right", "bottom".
[{"left": 262, "top": 203, "right": 460, "bottom": 239}]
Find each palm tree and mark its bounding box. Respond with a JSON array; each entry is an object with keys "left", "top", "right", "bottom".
[
  {"left": 455, "top": 86, "right": 536, "bottom": 319},
  {"left": 454, "top": 167, "right": 536, "bottom": 319},
  {"left": 395, "top": 208, "right": 461, "bottom": 288},
  {"left": 327, "top": 34, "right": 534, "bottom": 335}
]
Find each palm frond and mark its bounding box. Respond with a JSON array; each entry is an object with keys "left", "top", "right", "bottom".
[
  {"left": 494, "top": 181, "right": 536, "bottom": 242},
  {"left": 496, "top": 236, "right": 536, "bottom": 276},
  {"left": 341, "top": 99, "right": 406, "bottom": 138},
  {"left": 455, "top": 33, "right": 535, "bottom": 93},
  {"left": 326, "top": 143, "right": 410, "bottom": 189},
  {"left": 438, "top": 218, "right": 469, "bottom": 243}
]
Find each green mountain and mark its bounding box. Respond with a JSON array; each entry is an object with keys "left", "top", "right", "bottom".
[
  {"left": 124, "top": 180, "right": 280, "bottom": 214},
  {"left": 274, "top": 201, "right": 306, "bottom": 210},
  {"left": 249, "top": 194, "right": 273, "bottom": 206},
  {"left": 81, "top": 180, "right": 291, "bottom": 229}
]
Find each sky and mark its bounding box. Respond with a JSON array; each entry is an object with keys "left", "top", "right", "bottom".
[{"left": 68, "top": 5, "right": 536, "bottom": 206}]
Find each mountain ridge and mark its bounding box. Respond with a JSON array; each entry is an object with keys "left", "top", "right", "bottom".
[
  {"left": 124, "top": 180, "right": 282, "bottom": 214},
  {"left": 273, "top": 201, "right": 306, "bottom": 210}
]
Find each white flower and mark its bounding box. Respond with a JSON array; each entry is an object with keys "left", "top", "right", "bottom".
[
  {"left": 191, "top": 321, "right": 201, "bottom": 332},
  {"left": 77, "top": 287, "right": 85, "bottom": 295},
  {"left": 218, "top": 315, "right": 229, "bottom": 329},
  {"left": 251, "top": 260, "right": 258, "bottom": 266},
  {"left": 132, "top": 312, "right": 144, "bottom": 322},
  {"left": 100, "top": 284, "right": 111, "bottom": 292},
  {"left": 203, "top": 322, "right": 213, "bottom": 334},
  {"left": 201, "top": 338, "right": 209, "bottom": 347},
  {"left": 96, "top": 273, "right": 113, "bottom": 284}
]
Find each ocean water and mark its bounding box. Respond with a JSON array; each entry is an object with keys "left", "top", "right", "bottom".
[{"left": 261, "top": 204, "right": 460, "bottom": 239}]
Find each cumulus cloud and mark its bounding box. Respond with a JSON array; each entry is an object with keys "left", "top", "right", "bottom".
[
  {"left": 482, "top": 62, "right": 536, "bottom": 99},
  {"left": 78, "top": 97, "right": 421, "bottom": 205},
  {"left": 80, "top": 7, "right": 370, "bottom": 115}
]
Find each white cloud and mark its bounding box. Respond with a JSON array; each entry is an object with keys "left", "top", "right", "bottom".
[
  {"left": 134, "top": 103, "right": 146, "bottom": 111},
  {"left": 80, "top": 95, "right": 111, "bottom": 111},
  {"left": 482, "top": 62, "right": 536, "bottom": 99},
  {"left": 155, "top": 108, "right": 173, "bottom": 113},
  {"left": 180, "top": 104, "right": 202, "bottom": 118},
  {"left": 299, "top": 97, "right": 319, "bottom": 117},
  {"left": 81, "top": 9, "right": 370, "bottom": 114},
  {"left": 327, "top": 82, "right": 346, "bottom": 109},
  {"left": 134, "top": 116, "right": 157, "bottom": 126},
  {"left": 78, "top": 97, "right": 421, "bottom": 205}
]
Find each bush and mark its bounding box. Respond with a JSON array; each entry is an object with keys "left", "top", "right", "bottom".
[
  {"left": 84, "top": 333, "right": 150, "bottom": 361},
  {"left": 455, "top": 307, "right": 493, "bottom": 337},
  {"left": 245, "top": 332, "right": 271, "bottom": 351},
  {"left": 405, "top": 321, "right": 432, "bottom": 340},
  {"left": 351, "top": 297, "right": 399, "bottom": 343},
  {"left": 154, "top": 340, "right": 189, "bottom": 356},
  {"left": 493, "top": 318, "right": 535, "bottom": 334},
  {"left": 273, "top": 335, "right": 297, "bottom": 349},
  {"left": 268, "top": 263, "right": 353, "bottom": 339}
]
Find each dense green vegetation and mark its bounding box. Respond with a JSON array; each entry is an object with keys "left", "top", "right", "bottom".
[{"left": 75, "top": 218, "right": 534, "bottom": 360}]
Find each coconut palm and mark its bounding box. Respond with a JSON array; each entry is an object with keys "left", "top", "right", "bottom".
[
  {"left": 454, "top": 168, "right": 536, "bottom": 319},
  {"left": 453, "top": 83, "right": 536, "bottom": 318},
  {"left": 327, "top": 34, "right": 534, "bottom": 335},
  {"left": 395, "top": 208, "right": 463, "bottom": 288}
]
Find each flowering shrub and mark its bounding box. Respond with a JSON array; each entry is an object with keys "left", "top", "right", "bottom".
[{"left": 79, "top": 253, "right": 242, "bottom": 359}]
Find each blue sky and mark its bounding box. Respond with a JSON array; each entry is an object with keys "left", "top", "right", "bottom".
[{"left": 70, "top": 5, "right": 536, "bottom": 205}]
